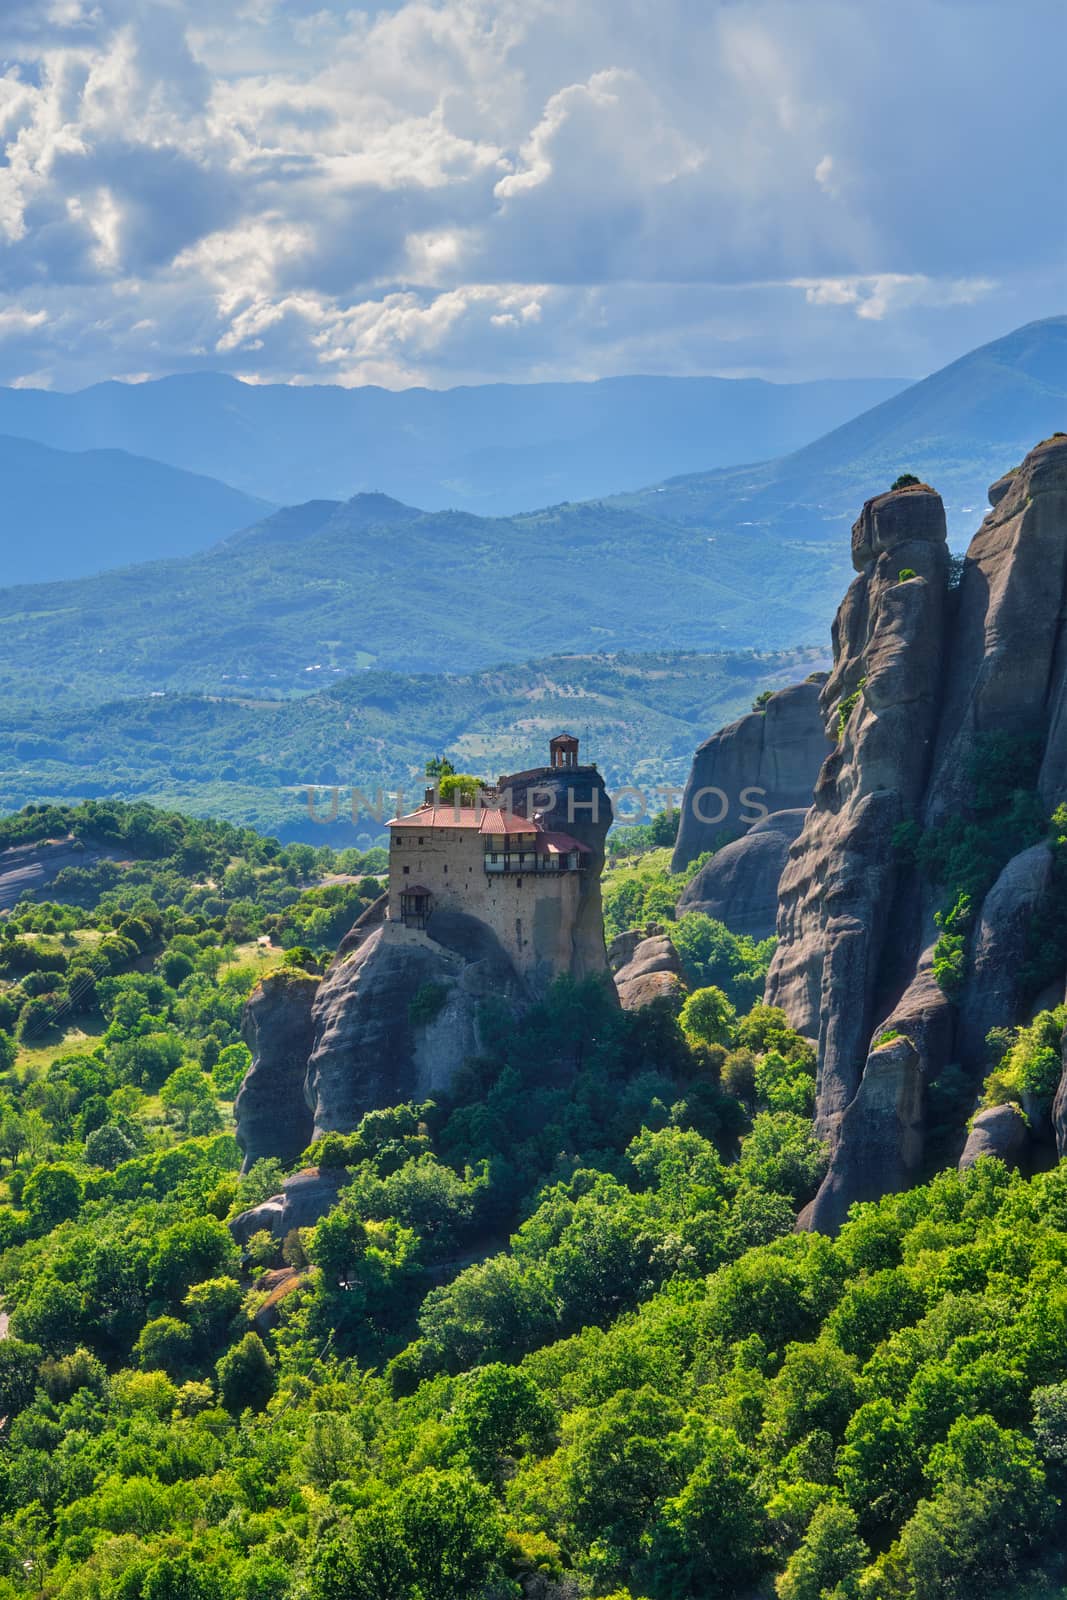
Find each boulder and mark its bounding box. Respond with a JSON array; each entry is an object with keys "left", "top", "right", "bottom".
[
  {"left": 677, "top": 808, "right": 807, "bottom": 939},
  {"left": 958, "top": 1103, "right": 1030, "bottom": 1171},
  {"left": 613, "top": 934, "right": 685, "bottom": 1012},
  {"left": 235, "top": 969, "right": 320, "bottom": 1172},
  {"left": 228, "top": 1196, "right": 284, "bottom": 1247},
  {"left": 672, "top": 679, "right": 832, "bottom": 872},
  {"left": 228, "top": 1165, "right": 352, "bottom": 1245},
  {"left": 252, "top": 1268, "right": 306, "bottom": 1334}
]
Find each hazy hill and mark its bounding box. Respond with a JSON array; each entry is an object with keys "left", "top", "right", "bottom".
[
  {"left": 0, "top": 433, "right": 271, "bottom": 583},
  {"left": 619, "top": 316, "right": 1067, "bottom": 541},
  {"left": 0, "top": 647, "right": 827, "bottom": 842},
  {"left": 0, "top": 318, "right": 1061, "bottom": 701},
  {"left": 0, "top": 370, "right": 908, "bottom": 516}
]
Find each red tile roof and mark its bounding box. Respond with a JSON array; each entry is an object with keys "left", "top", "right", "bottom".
[
  {"left": 389, "top": 804, "right": 539, "bottom": 834},
  {"left": 536, "top": 831, "right": 591, "bottom": 855}
]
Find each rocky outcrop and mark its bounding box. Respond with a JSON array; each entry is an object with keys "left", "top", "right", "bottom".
[
  {"left": 801, "top": 947, "right": 953, "bottom": 1232},
  {"left": 304, "top": 914, "right": 525, "bottom": 1137},
  {"left": 955, "top": 844, "right": 1055, "bottom": 1072},
  {"left": 769, "top": 437, "right": 1067, "bottom": 1230},
  {"left": 613, "top": 934, "right": 685, "bottom": 1012},
  {"left": 252, "top": 1268, "right": 306, "bottom": 1333},
  {"left": 958, "top": 1103, "right": 1030, "bottom": 1171},
  {"left": 672, "top": 679, "right": 832, "bottom": 872},
  {"left": 922, "top": 435, "right": 1067, "bottom": 823},
  {"left": 767, "top": 483, "right": 950, "bottom": 1137},
  {"left": 229, "top": 1165, "right": 352, "bottom": 1246},
  {"left": 0, "top": 835, "right": 131, "bottom": 911},
  {"left": 677, "top": 808, "right": 807, "bottom": 939},
  {"left": 1054, "top": 1023, "right": 1067, "bottom": 1159},
  {"left": 235, "top": 970, "right": 320, "bottom": 1172}
]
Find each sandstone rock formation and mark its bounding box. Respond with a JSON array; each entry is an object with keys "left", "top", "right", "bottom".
[
  {"left": 0, "top": 835, "right": 131, "bottom": 911},
  {"left": 613, "top": 933, "right": 686, "bottom": 1012},
  {"left": 235, "top": 760, "right": 614, "bottom": 1157},
  {"left": 672, "top": 679, "right": 832, "bottom": 872},
  {"left": 235, "top": 969, "right": 320, "bottom": 1172},
  {"left": 958, "top": 1103, "right": 1030, "bottom": 1172},
  {"left": 229, "top": 1165, "right": 352, "bottom": 1246},
  {"left": 677, "top": 808, "right": 807, "bottom": 940},
  {"left": 1055, "top": 1023, "right": 1067, "bottom": 1160},
  {"left": 955, "top": 844, "right": 1055, "bottom": 1071},
  {"left": 767, "top": 483, "right": 951, "bottom": 1137},
  {"left": 769, "top": 436, "right": 1067, "bottom": 1230},
  {"left": 305, "top": 915, "right": 523, "bottom": 1137}
]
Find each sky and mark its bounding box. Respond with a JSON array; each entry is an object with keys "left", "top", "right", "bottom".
[{"left": 0, "top": 0, "right": 1063, "bottom": 392}]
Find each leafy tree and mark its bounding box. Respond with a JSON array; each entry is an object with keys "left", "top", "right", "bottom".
[
  {"left": 776, "top": 1497, "right": 867, "bottom": 1600},
  {"left": 217, "top": 1331, "right": 276, "bottom": 1413},
  {"left": 134, "top": 1315, "right": 195, "bottom": 1376},
  {"left": 395, "top": 1468, "right": 507, "bottom": 1600},
  {"left": 739, "top": 1113, "right": 829, "bottom": 1206},
  {"left": 453, "top": 1363, "right": 555, "bottom": 1480},
  {"left": 679, "top": 985, "right": 736, "bottom": 1048},
  {"left": 182, "top": 1276, "right": 243, "bottom": 1348},
  {"left": 149, "top": 1216, "right": 239, "bottom": 1302},
  {"left": 23, "top": 1162, "right": 82, "bottom": 1229},
  {"left": 213, "top": 1040, "right": 252, "bottom": 1097},
  {"left": 648, "top": 1426, "right": 769, "bottom": 1598},
  {"left": 84, "top": 1121, "right": 136, "bottom": 1169},
  {"left": 0, "top": 1339, "right": 42, "bottom": 1417}
]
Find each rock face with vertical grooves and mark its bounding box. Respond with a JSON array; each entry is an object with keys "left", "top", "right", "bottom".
[
  {"left": 766, "top": 484, "right": 950, "bottom": 1136},
  {"left": 672, "top": 680, "right": 832, "bottom": 872},
  {"left": 235, "top": 970, "right": 320, "bottom": 1173},
  {"left": 1054, "top": 1023, "right": 1067, "bottom": 1160},
  {"left": 769, "top": 436, "right": 1067, "bottom": 1230},
  {"left": 676, "top": 808, "right": 808, "bottom": 940}
]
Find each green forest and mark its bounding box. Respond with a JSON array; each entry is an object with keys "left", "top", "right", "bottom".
[
  {"left": 0, "top": 800, "right": 1064, "bottom": 1599},
  {"left": 0, "top": 648, "right": 825, "bottom": 843}
]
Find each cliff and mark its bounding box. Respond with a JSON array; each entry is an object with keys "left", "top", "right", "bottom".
[
  {"left": 676, "top": 808, "right": 808, "bottom": 940},
  {"left": 236, "top": 760, "right": 613, "bottom": 1155},
  {"left": 234, "top": 969, "right": 320, "bottom": 1172},
  {"left": 671, "top": 679, "right": 832, "bottom": 871},
  {"left": 767, "top": 435, "right": 1067, "bottom": 1229}
]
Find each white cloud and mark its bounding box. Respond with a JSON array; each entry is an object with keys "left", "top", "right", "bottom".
[
  {"left": 0, "top": 0, "right": 1060, "bottom": 388},
  {"left": 794, "top": 273, "right": 999, "bottom": 322}
]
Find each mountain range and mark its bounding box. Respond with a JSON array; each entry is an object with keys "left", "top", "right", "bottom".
[
  {"left": 0, "top": 318, "right": 1062, "bottom": 707},
  {"left": 0, "top": 369, "right": 907, "bottom": 538},
  {"left": 0, "top": 432, "right": 270, "bottom": 585}
]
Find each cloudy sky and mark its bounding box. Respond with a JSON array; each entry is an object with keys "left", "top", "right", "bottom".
[{"left": 0, "top": 0, "right": 1063, "bottom": 391}]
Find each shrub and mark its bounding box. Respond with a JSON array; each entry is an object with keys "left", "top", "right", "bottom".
[
  {"left": 216, "top": 1331, "right": 276, "bottom": 1413},
  {"left": 409, "top": 982, "right": 449, "bottom": 1026}
]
